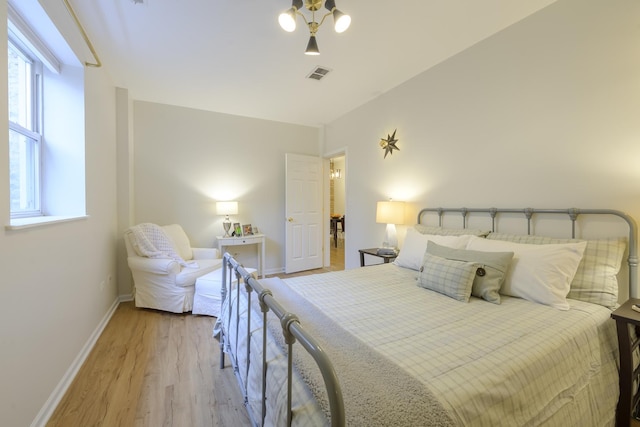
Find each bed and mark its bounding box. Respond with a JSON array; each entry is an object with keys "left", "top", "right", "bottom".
[{"left": 215, "top": 207, "right": 638, "bottom": 426}]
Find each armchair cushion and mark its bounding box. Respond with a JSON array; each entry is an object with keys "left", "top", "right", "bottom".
[
  {"left": 127, "top": 223, "right": 194, "bottom": 267},
  {"left": 163, "top": 224, "right": 193, "bottom": 261},
  {"left": 176, "top": 259, "right": 223, "bottom": 287}
]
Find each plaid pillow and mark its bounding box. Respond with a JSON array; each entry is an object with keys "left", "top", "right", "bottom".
[
  {"left": 417, "top": 252, "right": 479, "bottom": 302},
  {"left": 487, "top": 233, "right": 626, "bottom": 309},
  {"left": 427, "top": 241, "right": 513, "bottom": 304}
]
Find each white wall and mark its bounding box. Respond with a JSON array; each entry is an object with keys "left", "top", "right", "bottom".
[
  {"left": 324, "top": 0, "right": 640, "bottom": 275},
  {"left": 116, "top": 88, "right": 135, "bottom": 296},
  {"left": 0, "top": 22, "right": 118, "bottom": 427},
  {"left": 0, "top": 0, "right": 119, "bottom": 424},
  {"left": 130, "top": 101, "right": 320, "bottom": 280}
]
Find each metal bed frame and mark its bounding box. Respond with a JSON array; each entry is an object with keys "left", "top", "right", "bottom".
[
  {"left": 219, "top": 254, "right": 344, "bottom": 427},
  {"left": 219, "top": 207, "right": 638, "bottom": 426}
]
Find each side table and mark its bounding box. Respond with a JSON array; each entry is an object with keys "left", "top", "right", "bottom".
[
  {"left": 611, "top": 298, "right": 640, "bottom": 427},
  {"left": 358, "top": 248, "right": 397, "bottom": 267},
  {"left": 217, "top": 233, "right": 266, "bottom": 278}
]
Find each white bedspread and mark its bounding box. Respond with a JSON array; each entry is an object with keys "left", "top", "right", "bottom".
[{"left": 283, "top": 263, "right": 619, "bottom": 427}]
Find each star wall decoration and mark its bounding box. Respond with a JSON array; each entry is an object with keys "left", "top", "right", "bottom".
[{"left": 379, "top": 129, "right": 399, "bottom": 158}]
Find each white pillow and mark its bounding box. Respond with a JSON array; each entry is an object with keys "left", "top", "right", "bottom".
[
  {"left": 466, "top": 236, "right": 587, "bottom": 310},
  {"left": 394, "top": 227, "right": 472, "bottom": 271}
]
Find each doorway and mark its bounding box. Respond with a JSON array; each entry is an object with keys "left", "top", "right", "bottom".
[{"left": 329, "top": 155, "right": 345, "bottom": 271}]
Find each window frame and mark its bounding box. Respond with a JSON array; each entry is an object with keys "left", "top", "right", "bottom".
[{"left": 8, "top": 32, "right": 44, "bottom": 218}]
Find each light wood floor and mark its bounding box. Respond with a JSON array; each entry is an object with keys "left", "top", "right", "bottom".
[
  {"left": 47, "top": 302, "right": 251, "bottom": 427},
  {"left": 329, "top": 239, "right": 345, "bottom": 271},
  {"left": 47, "top": 243, "right": 345, "bottom": 427}
]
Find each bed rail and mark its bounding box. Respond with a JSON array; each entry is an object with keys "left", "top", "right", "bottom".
[
  {"left": 219, "top": 253, "right": 345, "bottom": 427},
  {"left": 418, "top": 207, "right": 638, "bottom": 298}
]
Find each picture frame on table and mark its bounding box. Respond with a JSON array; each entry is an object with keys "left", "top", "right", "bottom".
[
  {"left": 242, "top": 224, "right": 253, "bottom": 236},
  {"left": 233, "top": 223, "right": 242, "bottom": 236}
]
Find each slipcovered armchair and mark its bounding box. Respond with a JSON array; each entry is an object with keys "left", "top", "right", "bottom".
[{"left": 124, "top": 223, "right": 222, "bottom": 313}]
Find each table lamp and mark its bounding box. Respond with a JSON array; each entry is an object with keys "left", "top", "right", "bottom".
[
  {"left": 216, "top": 201, "right": 238, "bottom": 237},
  {"left": 376, "top": 200, "right": 405, "bottom": 254}
]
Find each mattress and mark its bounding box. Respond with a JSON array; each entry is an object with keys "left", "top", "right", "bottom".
[
  {"left": 219, "top": 263, "right": 619, "bottom": 426},
  {"left": 284, "top": 263, "right": 619, "bottom": 426}
]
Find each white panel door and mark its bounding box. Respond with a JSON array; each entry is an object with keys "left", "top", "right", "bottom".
[{"left": 285, "top": 153, "right": 323, "bottom": 273}]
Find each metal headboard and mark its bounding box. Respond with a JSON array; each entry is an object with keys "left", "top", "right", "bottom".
[{"left": 417, "top": 207, "right": 638, "bottom": 299}]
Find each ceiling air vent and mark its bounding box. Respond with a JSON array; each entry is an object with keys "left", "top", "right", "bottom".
[{"left": 306, "top": 66, "right": 332, "bottom": 81}]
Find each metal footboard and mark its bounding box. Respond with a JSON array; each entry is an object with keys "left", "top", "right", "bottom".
[{"left": 218, "top": 253, "right": 345, "bottom": 427}]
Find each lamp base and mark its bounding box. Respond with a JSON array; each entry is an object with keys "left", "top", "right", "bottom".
[
  {"left": 381, "top": 223, "right": 398, "bottom": 250},
  {"left": 223, "top": 219, "right": 232, "bottom": 237}
]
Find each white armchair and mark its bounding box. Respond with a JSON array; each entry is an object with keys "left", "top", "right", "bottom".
[{"left": 124, "top": 224, "right": 222, "bottom": 313}]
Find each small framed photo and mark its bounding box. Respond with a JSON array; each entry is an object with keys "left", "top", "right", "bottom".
[
  {"left": 233, "top": 223, "right": 242, "bottom": 236},
  {"left": 242, "top": 224, "right": 253, "bottom": 236}
]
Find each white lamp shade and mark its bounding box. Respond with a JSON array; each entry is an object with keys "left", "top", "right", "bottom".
[
  {"left": 376, "top": 201, "right": 405, "bottom": 225},
  {"left": 333, "top": 11, "right": 351, "bottom": 33},
  {"left": 216, "top": 201, "right": 238, "bottom": 216},
  {"left": 278, "top": 9, "right": 297, "bottom": 32}
]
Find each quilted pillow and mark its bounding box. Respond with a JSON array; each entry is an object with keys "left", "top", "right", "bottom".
[
  {"left": 394, "top": 227, "right": 472, "bottom": 271},
  {"left": 417, "top": 252, "right": 480, "bottom": 302},
  {"left": 414, "top": 224, "right": 490, "bottom": 237},
  {"left": 427, "top": 241, "right": 513, "bottom": 304},
  {"left": 486, "top": 233, "right": 626, "bottom": 309},
  {"left": 467, "top": 236, "right": 587, "bottom": 310}
]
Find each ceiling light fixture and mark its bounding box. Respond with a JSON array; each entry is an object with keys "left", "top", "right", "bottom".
[{"left": 278, "top": 0, "right": 351, "bottom": 55}]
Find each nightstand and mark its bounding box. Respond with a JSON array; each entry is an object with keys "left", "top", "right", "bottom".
[
  {"left": 611, "top": 298, "right": 640, "bottom": 427},
  {"left": 358, "top": 248, "right": 397, "bottom": 267},
  {"left": 217, "top": 234, "right": 266, "bottom": 278}
]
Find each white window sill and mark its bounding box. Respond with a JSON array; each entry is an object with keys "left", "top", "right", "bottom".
[{"left": 6, "top": 215, "right": 89, "bottom": 230}]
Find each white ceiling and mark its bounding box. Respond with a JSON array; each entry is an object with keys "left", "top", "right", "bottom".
[{"left": 59, "top": 0, "right": 556, "bottom": 127}]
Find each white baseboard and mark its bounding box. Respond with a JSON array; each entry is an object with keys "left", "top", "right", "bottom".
[{"left": 30, "top": 296, "right": 122, "bottom": 427}]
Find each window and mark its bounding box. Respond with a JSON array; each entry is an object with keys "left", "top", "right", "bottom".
[
  {"left": 8, "top": 38, "right": 42, "bottom": 217},
  {"left": 6, "top": 1, "right": 87, "bottom": 228}
]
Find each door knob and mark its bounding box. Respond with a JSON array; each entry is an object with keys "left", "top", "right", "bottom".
[{"left": 287, "top": 217, "right": 294, "bottom": 222}]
